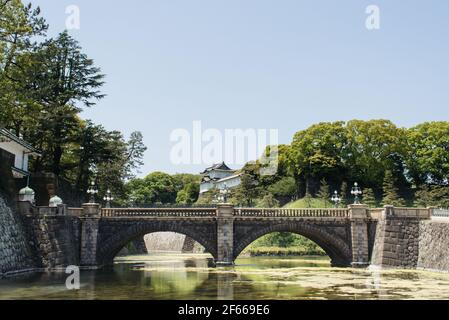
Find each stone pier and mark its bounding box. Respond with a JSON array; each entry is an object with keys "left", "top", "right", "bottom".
[
  {"left": 80, "top": 203, "right": 101, "bottom": 269},
  {"left": 349, "top": 204, "right": 370, "bottom": 267},
  {"left": 216, "top": 204, "right": 234, "bottom": 266}
]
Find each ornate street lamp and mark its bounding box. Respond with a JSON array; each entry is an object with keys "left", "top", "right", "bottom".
[
  {"left": 331, "top": 191, "right": 342, "bottom": 208},
  {"left": 87, "top": 181, "right": 98, "bottom": 204},
  {"left": 103, "top": 189, "right": 114, "bottom": 208},
  {"left": 351, "top": 182, "right": 362, "bottom": 205},
  {"left": 219, "top": 184, "right": 230, "bottom": 204}
]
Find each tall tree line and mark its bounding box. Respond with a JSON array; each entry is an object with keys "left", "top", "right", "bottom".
[{"left": 228, "top": 120, "right": 449, "bottom": 208}]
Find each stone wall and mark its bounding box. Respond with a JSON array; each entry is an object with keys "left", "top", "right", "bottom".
[
  {"left": 24, "top": 214, "right": 81, "bottom": 269},
  {"left": 371, "top": 215, "right": 420, "bottom": 268},
  {"left": 0, "top": 158, "right": 36, "bottom": 277},
  {"left": 418, "top": 220, "right": 449, "bottom": 272},
  {"left": 0, "top": 193, "right": 35, "bottom": 276}
]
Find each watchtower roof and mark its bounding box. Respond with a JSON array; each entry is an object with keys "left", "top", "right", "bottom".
[{"left": 200, "top": 162, "right": 233, "bottom": 174}]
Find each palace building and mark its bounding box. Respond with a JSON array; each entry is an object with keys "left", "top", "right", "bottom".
[
  {"left": 199, "top": 162, "right": 242, "bottom": 194},
  {"left": 0, "top": 128, "right": 41, "bottom": 179}
]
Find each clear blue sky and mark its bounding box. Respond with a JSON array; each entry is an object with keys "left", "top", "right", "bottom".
[{"left": 31, "top": 0, "right": 449, "bottom": 176}]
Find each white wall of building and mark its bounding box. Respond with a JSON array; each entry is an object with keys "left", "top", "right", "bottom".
[
  {"left": 214, "top": 176, "right": 242, "bottom": 190},
  {"left": 208, "top": 170, "right": 234, "bottom": 180},
  {"left": 0, "top": 141, "right": 28, "bottom": 171}
]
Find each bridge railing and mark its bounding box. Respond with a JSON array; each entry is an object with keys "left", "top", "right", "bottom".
[
  {"left": 432, "top": 209, "right": 449, "bottom": 218},
  {"left": 101, "top": 207, "right": 217, "bottom": 217},
  {"left": 233, "top": 207, "right": 349, "bottom": 218}
]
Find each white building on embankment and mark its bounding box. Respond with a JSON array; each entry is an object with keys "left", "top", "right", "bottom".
[
  {"left": 0, "top": 128, "right": 41, "bottom": 178},
  {"left": 199, "top": 162, "right": 243, "bottom": 194}
]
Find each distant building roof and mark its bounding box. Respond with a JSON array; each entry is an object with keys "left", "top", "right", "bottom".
[
  {"left": 200, "top": 162, "right": 233, "bottom": 174},
  {"left": 0, "top": 128, "right": 41, "bottom": 155}
]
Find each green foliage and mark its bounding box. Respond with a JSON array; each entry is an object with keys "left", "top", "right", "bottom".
[
  {"left": 289, "top": 121, "right": 347, "bottom": 196},
  {"left": 284, "top": 197, "right": 331, "bottom": 209},
  {"left": 0, "top": 5, "right": 146, "bottom": 204},
  {"left": 406, "top": 122, "right": 449, "bottom": 185},
  {"left": 414, "top": 185, "right": 449, "bottom": 208},
  {"left": 176, "top": 183, "right": 200, "bottom": 205},
  {"left": 382, "top": 170, "right": 406, "bottom": 207},
  {"left": 256, "top": 194, "right": 280, "bottom": 208},
  {"left": 125, "top": 172, "right": 200, "bottom": 206},
  {"left": 126, "top": 172, "right": 177, "bottom": 205},
  {"left": 196, "top": 188, "right": 220, "bottom": 205},
  {"left": 363, "top": 188, "right": 378, "bottom": 208},
  {"left": 345, "top": 120, "right": 407, "bottom": 192},
  {"left": 247, "top": 233, "right": 325, "bottom": 256},
  {"left": 232, "top": 162, "right": 261, "bottom": 206},
  {"left": 243, "top": 246, "right": 326, "bottom": 257},
  {"left": 267, "top": 176, "right": 296, "bottom": 199},
  {"left": 317, "top": 179, "right": 330, "bottom": 207}
]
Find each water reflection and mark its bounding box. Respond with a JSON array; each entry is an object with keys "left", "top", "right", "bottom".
[{"left": 1, "top": 254, "right": 449, "bottom": 300}]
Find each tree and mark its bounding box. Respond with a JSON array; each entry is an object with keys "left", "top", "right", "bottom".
[
  {"left": 382, "top": 170, "right": 406, "bottom": 207},
  {"left": 289, "top": 122, "right": 347, "bottom": 197},
  {"left": 9, "top": 31, "right": 105, "bottom": 175},
  {"left": 124, "top": 131, "right": 147, "bottom": 179},
  {"left": 303, "top": 189, "right": 313, "bottom": 208},
  {"left": 172, "top": 174, "right": 201, "bottom": 193},
  {"left": 363, "top": 188, "right": 377, "bottom": 208},
  {"left": 196, "top": 188, "right": 220, "bottom": 205},
  {"left": 125, "top": 172, "right": 177, "bottom": 205},
  {"left": 267, "top": 176, "right": 296, "bottom": 201},
  {"left": 257, "top": 194, "right": 280, "bottom": 208},
  {"left": 234, "top": 163, "right": 260, "bottom": 206},
  {"left": 406, "top": 122, "right": 449, "bottom": 186},
  {"left": 415, "top": 185, "right": 449, "bottom": 208},
  {"left": 317, "top": 179, "right": 330, "bottom": 207},
  {"left": 0, "top": 0, "right": 47, "bottom": 128},
  {"left": 345, "top": 120, "right": 407, "bottom": 194},
  {"left": 0, "top": 0, "right": 47, "bottom": 70},
  {"left": 176, "top": 183, "right": 200, "bottom": 205}
]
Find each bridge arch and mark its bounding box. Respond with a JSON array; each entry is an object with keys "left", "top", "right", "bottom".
[
  {"left": 96, "top": 221, "right": 217, "bottom": 266},
  {"left": 233, "top": 222, "right": 353, "bottom": 267}
]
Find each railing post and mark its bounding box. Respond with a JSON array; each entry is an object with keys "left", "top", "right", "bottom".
[
  {"left": 427, "top": 206, "right": 437, "bottom": 219},
  {"left": 349, "top": 204, "right": 370, "bottom": 268},
  {"left": 216, "top": 204, "right": 235, "bottom": 266},
  {"left": 80, "top": 203, "right": 101, "bottom": 269}
]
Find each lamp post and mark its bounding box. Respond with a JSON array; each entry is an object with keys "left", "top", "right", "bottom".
[
  {"left": 331, "top": 191, "right": 342, "bottom": 208},
  {"left": 351, "top": 182, "right": 362, "bottom": 205},
  {"left": 103, "top": 189, "right": 114, "bottom": 208},
  {"left": 87, "top": 181, "right": 98, "bottom": 204}
]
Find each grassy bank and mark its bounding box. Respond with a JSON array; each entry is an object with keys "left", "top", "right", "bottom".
[
  {"left": 242, "top": 245, "right": 326, "bottom": 257},
  {"left": 242, "top": 232, "right": 327, "bottom": 257},
  {"left": 284, "top": 197, "right": 334, "bottom": 209}
]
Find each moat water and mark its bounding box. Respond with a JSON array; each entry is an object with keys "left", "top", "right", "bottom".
[{"left": 1, "top": 253, "right": 449, "bottom": 300}]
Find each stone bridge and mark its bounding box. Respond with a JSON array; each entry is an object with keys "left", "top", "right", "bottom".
[{"left": 18, "top": 201, "right": 438, "bottom": 270}]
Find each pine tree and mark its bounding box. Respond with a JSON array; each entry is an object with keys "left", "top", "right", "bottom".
[
  {"left": 317, "top": 179, "right": 330, "bottom": 208},
  {"left": 382, "top": 170, "right": 406, "bottom": 207},
  {"left": 363, "top": 188, "right": 377, "bottom": 208},
  {"left": 304, "top": 185, "right": 313, "bottom": 208},
  {"left": 257, "top": 194, "right": 280, "bottom": 208}
]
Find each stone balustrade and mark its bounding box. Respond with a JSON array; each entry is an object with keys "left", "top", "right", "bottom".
[
  {"left": 233, "top": 207, "right": 349, "bottom": 218},
  {"left": 100, "top": 207, "right": 217, "bottom": 218}
]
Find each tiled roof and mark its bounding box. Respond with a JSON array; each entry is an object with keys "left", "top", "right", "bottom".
[{"left": 200, "top": 162, "right": 233, "bottom": 174}]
